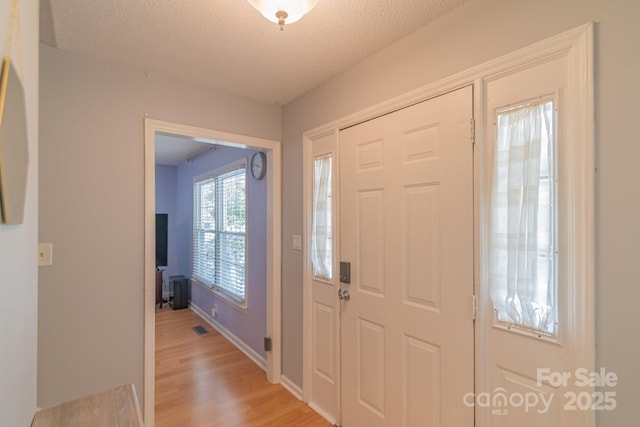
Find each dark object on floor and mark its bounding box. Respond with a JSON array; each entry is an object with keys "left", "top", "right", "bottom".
[
  {"left": 192, "top": 325, "right": 209, "bottom": 336},
  {"left": 169, "top": 275, "right": 189, "bottom": 309}
]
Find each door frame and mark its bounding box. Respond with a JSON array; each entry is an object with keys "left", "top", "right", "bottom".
[
  {"left": 143, "top": 119, "right": 282, "bottom": 426},
  {"left": 302, "top": 23, "right": 594, "bottom": 426}
]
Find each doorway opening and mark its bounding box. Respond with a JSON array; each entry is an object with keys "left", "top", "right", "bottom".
[{"left": 143, "top": 119, "right": 282, "bottom": 427}]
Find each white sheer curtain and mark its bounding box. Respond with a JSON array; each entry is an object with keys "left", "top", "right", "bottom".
[
  {"left": 311, "top": 155, "right": 333, "bottom": 280},
  {"left": 489, "top": 100, "right": 556, "bottom": 334}
]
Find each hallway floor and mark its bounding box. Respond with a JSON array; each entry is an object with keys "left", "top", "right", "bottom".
[{"left": 155, "top": 307, "right": 332, "bottom": 427}]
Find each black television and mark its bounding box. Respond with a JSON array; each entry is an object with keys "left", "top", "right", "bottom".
[{"left": 156, "top": 213, "right": 168, "bottom": 267}]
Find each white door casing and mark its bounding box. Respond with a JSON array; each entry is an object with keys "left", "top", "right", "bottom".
[
  {"left": 339, "top": 86, "right": 475, "bottom": 426},
  {"left": 143, "top": 119, "right": 282, "bottom": 427}
]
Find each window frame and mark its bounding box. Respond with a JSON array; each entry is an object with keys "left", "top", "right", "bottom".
[{"left": 192, "top": 158, "right": 248, "bottom": 308}]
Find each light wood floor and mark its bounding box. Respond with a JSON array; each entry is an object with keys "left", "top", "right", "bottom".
[{"left": 155, "top": 307, "right": 332, "bottom": 427}]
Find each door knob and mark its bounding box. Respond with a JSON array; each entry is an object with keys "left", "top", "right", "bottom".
[{"left": 338, "top": 289, "right": 350, "bottom": 301}]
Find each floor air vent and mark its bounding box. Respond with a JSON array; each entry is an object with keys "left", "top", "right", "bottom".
[{"left": 192, "top": 325, "right": 209, "bottom": 336}]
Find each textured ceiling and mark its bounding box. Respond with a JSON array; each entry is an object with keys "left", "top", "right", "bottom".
[{"left": 41, "top": 0, "right": 468, "bottom": 106}]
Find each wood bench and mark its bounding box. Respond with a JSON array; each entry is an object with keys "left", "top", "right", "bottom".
[{"left": 32, "top": 384, "right": 143, "bottom": 427}]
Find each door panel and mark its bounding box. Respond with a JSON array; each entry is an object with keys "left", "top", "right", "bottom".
[
  {"left": 313, "top": 301, "right": 335, "bottom": 381},
  {"left": 404, "top": 335, "right": 440, "bottom": 426},
  {"left": 357, "top": 318, "right": 386, "bottom": 416},
  {"left": 357, "top": 190, "right": 384, "bottom": 294},
  {"left": 340, "top": 86, "right": 474, "bottom": 426},
  {"left": 403, "top": 185, "right": 440, "bottom": 309}
]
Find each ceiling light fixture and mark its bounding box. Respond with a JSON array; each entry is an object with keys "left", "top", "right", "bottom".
[{"left": 248, "top": 0, "right": 318, "bottom": 31}]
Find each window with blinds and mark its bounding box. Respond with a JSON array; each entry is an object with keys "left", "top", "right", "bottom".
[{"left": 193, "top": 160, "right": 247, "bottom": 304}]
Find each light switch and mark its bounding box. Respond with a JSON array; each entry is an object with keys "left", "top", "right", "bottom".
[
  {"left": 38, "top": 243, "right": 53, "bottom": 266},
  {"left": 292, "top": 234, "right": 302, "bottom": 251}
]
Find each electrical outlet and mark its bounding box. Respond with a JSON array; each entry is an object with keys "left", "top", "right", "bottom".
[{"left": 211, "top": 304, "right": 218, "bottom": 319}]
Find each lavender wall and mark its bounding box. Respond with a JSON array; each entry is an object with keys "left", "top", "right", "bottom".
[
  {"left": 176, "top": 145, "right": 267, "bottom": 359},
  {"left": 155, "top": 165, "right": 178, "bottom": 290}
]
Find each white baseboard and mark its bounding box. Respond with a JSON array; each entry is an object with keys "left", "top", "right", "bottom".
[
  {"left": 189, "top": 303, "right": 267, "bottom": 371},
  {"left": 190, "top": 304, "right": 335, "bottom": 425},
  {"left": 279, "top": 375, "right": 303, "bottom": 400},
  {"left": 282, "top": 375, "right": 337, "bottom": 426},
  {"left": 308, "top": 401, "right": 337, "bottom": 426}
]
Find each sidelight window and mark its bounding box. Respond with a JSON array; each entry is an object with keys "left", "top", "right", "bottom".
[
  {"left": 489, "top": 100, "right": 557, "bottom": 335},
  {"left": 311, "top": 154, "right": 333, "bottom": 280}
]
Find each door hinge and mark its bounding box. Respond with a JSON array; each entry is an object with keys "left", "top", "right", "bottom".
[
  {"left": 264, "top": 337, "right": 272, "bottom": 352},
  {"left": 472, "top": 295, "right": 477, "bottom": 321},
  {"left": 470, "top": 117, "right": 476, "bottom": 145}
]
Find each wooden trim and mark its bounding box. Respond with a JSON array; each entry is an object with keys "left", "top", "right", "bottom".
[
  {"left": 301, "top": 134, "right": 312, "bottom": 403},
  {"left": 143, "top": 118, "right": 156, "bottom": 427}
]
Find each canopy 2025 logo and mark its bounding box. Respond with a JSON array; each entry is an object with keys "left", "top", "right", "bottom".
[{"left": 463, "top": 368, "right": 617, "bottom": 415}]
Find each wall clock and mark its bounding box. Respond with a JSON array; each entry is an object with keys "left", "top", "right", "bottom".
[{"left": 251, "top": 151, "right": 267, "bottom": 180}]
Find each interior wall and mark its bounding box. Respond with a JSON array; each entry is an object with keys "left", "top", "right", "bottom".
[
  {"left": 281, "top": 0, "right": 639, "bottom": 425},
  {"left": 155, "top": 165, "right": 178, "bottom": 283},
  {"left": 176, "top": 145, "right": 267, "bottom": 358},
  {"left": 156, "top": 165, "right": 178, "bottom": 282},
  {"left": 0, "top": 0, "right": 39, "bottom": 425},
  {"left": 38, "top": 43, "right": 281, "bottom": 408}
]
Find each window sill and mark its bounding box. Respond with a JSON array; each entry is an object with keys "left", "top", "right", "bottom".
[{"left": 193, "top": 278, "right": 248, "bottom": 312}]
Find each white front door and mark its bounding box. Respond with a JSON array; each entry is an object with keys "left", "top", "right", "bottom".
[{"left": 339, "top": 86, "right": 474, "bottom": 426}]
